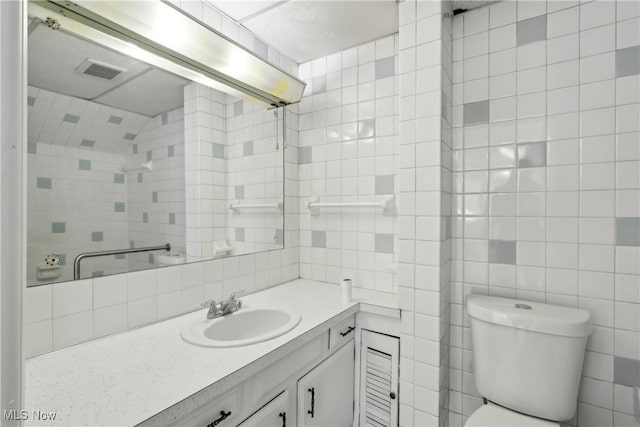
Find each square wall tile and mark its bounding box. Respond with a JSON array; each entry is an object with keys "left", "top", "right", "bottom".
[
  {"left": 517, "top": 142, "right": 546, "bottom": 168},
  {"left": 489, "top": 240, "right": 516, "bottom": 265},
  {"left": 376, "top": 57, "right": 395, "bottom": 80},
  {"left": 464, "top": 101, "right": 489, "bottom": 125},
  {"left": 375, "top": 175, "right": 394, "bottom": 195},
  {"left": 313, "top": 75, "right": 327, "bottom": 94},
  {"left": 212, "top": 143, "right": 225, "bottom": 159},
  {"left": 235, "top": 185, "right": 245, "bottom": 199},
  {"left": 614, "top": 356, "right": 640, "bottom": 387},
  {"left": 516, "top": 15, "right": 547, "bottom": 47},
  {"left": 616, "top": 46, "right": 640, "bottom": 78},
  {"left": 616, "top": 218, "right": 640, "bottom": 246},
  {"left": 51, "top": 222, "right": 66, "bottom": 233},
  {"left": 243, "top": 140, "right": 254, "bottom": 156},
  {"left": 299, "top": 146, "right": 313, "bottom": 164},
  {"left": 375, "top": 233, "right": 394, "bottom": 254},
  {"left": 311, "top": 230, "right": 326, "bottom": 248},
  {"left": 36, "top": 177, "right": 52, "bottom": 189}
]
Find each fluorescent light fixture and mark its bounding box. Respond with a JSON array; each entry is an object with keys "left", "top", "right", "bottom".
[{"left": 29, "top": 0, "right": 306, "bottom": 106}]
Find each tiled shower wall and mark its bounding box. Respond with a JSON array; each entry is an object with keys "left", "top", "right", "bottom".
[
  {"left": 449, "top": 1, "right": 640, "bottom": 426},
  {"left": 184, "top": 83, "right": 227, "bottom": 262},
  {"left": 297, "top": 34, "right": 400, "bottom": 294},
  {"left": 127, "top": 107, "right": 186, "bottom": 271},
  {"left": 23, "top": 0, "right": 301, "bottom": 358},
  {"left": 26, "top": 86, "right": 150, "bottom": 284}
]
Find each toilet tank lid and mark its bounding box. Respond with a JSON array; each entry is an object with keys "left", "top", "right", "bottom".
[{"left": 466, "top": 295, "right": 592, "bottom": 337}]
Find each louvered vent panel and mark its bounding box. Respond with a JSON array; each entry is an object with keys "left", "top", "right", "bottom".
[{"left": 364, "top": 347, "right": 392, "bottom": 427}]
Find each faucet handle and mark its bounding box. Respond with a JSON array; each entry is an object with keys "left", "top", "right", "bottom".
[
  {"left": 201, "top": 299, "right": 217, "bottom": 308},
  {"left": 230, "top": 290, "right": 245, "bottom": 301}
]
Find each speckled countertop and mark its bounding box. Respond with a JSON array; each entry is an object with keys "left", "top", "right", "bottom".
[{"left": 25, "top": 279, "right": 399, "bottom": 427}]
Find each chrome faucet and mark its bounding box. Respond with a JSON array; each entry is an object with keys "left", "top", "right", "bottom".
[{"left": 201, "top": 290, "right": 244, "bottom": 319}]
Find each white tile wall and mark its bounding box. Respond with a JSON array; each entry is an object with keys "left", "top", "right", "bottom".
[
  {"left": 450, "top": 1, "right": 640, "bottom": 426},
  {"left": 127, "top": 107, "right": 186, "bottom": 271},
  {"left": 297, "top": 34, "right": 400, "bottom": 294},
  {"left": 397, "top": 1, "right": 453, "bottom": 426},
  {"left": 26, "top": 86, "right": 151, "bottom": 284}
]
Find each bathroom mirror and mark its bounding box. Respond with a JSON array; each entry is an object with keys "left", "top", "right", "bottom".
[{"left": 26, "top": 7, "right": 288, "bottom": 286}]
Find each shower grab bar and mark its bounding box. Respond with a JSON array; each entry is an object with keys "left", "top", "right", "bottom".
[
  {"left": 229, "top": 200, "right": 284, "bottom": 212},
  {"left": 73, "top": 243, "right": 171, "bottom": 280},
  {"left": 307, "top": 195, "right": 395, "bottom": 216}
]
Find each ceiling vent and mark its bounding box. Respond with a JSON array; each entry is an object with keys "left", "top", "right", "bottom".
[{"left": 76, "top": 59, "right": 126, "bottom": 80}]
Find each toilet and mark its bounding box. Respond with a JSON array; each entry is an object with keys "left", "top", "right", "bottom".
[{"left": 465, "top": 295, "right": 592, "bottom": 427}]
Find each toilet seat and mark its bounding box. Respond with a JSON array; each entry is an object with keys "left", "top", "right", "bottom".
[{"left": 465, "top": 403, "right": 560, "bottom": 427}]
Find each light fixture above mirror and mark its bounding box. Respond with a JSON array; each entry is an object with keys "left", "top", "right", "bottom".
[{"left": 29, "top": 0, "right": 306, "bottom": 107}]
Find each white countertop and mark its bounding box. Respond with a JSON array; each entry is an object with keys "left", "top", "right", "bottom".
[{"left": 25, "top": 279, "right": 399, "bottom": 427}]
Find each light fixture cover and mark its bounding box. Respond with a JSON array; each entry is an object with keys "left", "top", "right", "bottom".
[{"left": 32, "top": 0, "right": 306, "bottom": 106}]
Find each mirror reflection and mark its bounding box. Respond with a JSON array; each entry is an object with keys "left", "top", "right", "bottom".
[{"left": 26, "top": 17, "right": 285, "bottom": 286}]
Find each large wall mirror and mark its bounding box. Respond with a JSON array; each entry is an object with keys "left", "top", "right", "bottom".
[{"left": 26, "top": 1, "right": 298, "bottom": 286}]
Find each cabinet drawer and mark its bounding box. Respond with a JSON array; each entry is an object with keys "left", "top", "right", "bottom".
[
  {"left": 329, "top": 316, "right": 355, "bottom": 350},
  {"left": 170, "top": 386, "right": 241, "bottom": 427}
]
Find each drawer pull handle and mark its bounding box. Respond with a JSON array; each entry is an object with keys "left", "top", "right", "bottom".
[
  {"left": 340, "top": 326, "right": 355, "bottom": 337},
  {"left": 207, "top": 410, "right": 231, "bottom": 427},
  {"left": 279, "top": 411, "right": 286, "bottom": 427},
  {"left": 307, "top": 387, "right": 315, "bottom": 418}
]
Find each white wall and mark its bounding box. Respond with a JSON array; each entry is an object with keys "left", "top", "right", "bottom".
[
  {"left": 0, "top": 0, "right": 24, "bottom": 422},
  {"left": 449, "top": 1, "right": 640, "bottom": 426}
]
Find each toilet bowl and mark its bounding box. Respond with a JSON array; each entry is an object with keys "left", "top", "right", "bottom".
[{"left": 464, "top": 295, "right": 592, "bottom": 426}]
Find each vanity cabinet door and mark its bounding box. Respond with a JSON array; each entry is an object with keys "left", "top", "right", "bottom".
[
  {"left": 297, "top": 339, "right": 355, "bottom": 427},
  {"left": 238, "top": 390, "right": 292, "bottom": 427}
]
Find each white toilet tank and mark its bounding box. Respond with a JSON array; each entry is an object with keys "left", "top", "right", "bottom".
[{"left": 466, "top": 295, "right": 592, "bottom": 421}]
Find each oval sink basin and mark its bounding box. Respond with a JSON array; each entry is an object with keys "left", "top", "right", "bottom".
[{"left": 181, "top": 305, "right": 301, "bottom": 348}]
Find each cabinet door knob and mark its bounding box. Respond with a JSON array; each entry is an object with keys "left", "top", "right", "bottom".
[
  {"left": 390, "top": 392, "right": 396, "bottom": 400},
  {"left": 307, "top": 387, "right": 315, "bottom": 418},
  {"left": 207, "top": 410, "right": 231, "bottom": 427},
  {"left": 339, "top": 326, "right": 355, "bottom": 337}
]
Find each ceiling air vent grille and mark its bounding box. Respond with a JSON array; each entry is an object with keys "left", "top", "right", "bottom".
[{"left": 76, "top": 59, "right": 126, "bottom": 80}]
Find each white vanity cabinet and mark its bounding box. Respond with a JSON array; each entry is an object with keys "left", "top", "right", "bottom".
[
  {"left": 297, "top": 340, "right": 355, "bottom": 427},
  {"left": 171, "top": 315, "right": 357, "bottom": 427}
]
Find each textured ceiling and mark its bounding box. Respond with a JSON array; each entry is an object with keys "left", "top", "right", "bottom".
[
  {"left": 28, "top": 22, "right": 188, "bottom": 117},
  {"left": 211, "top": 0, "right": 399, "bottom": 63},
  {"left": 211, "top": 0, "right": 498, "bottom": 63}
]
